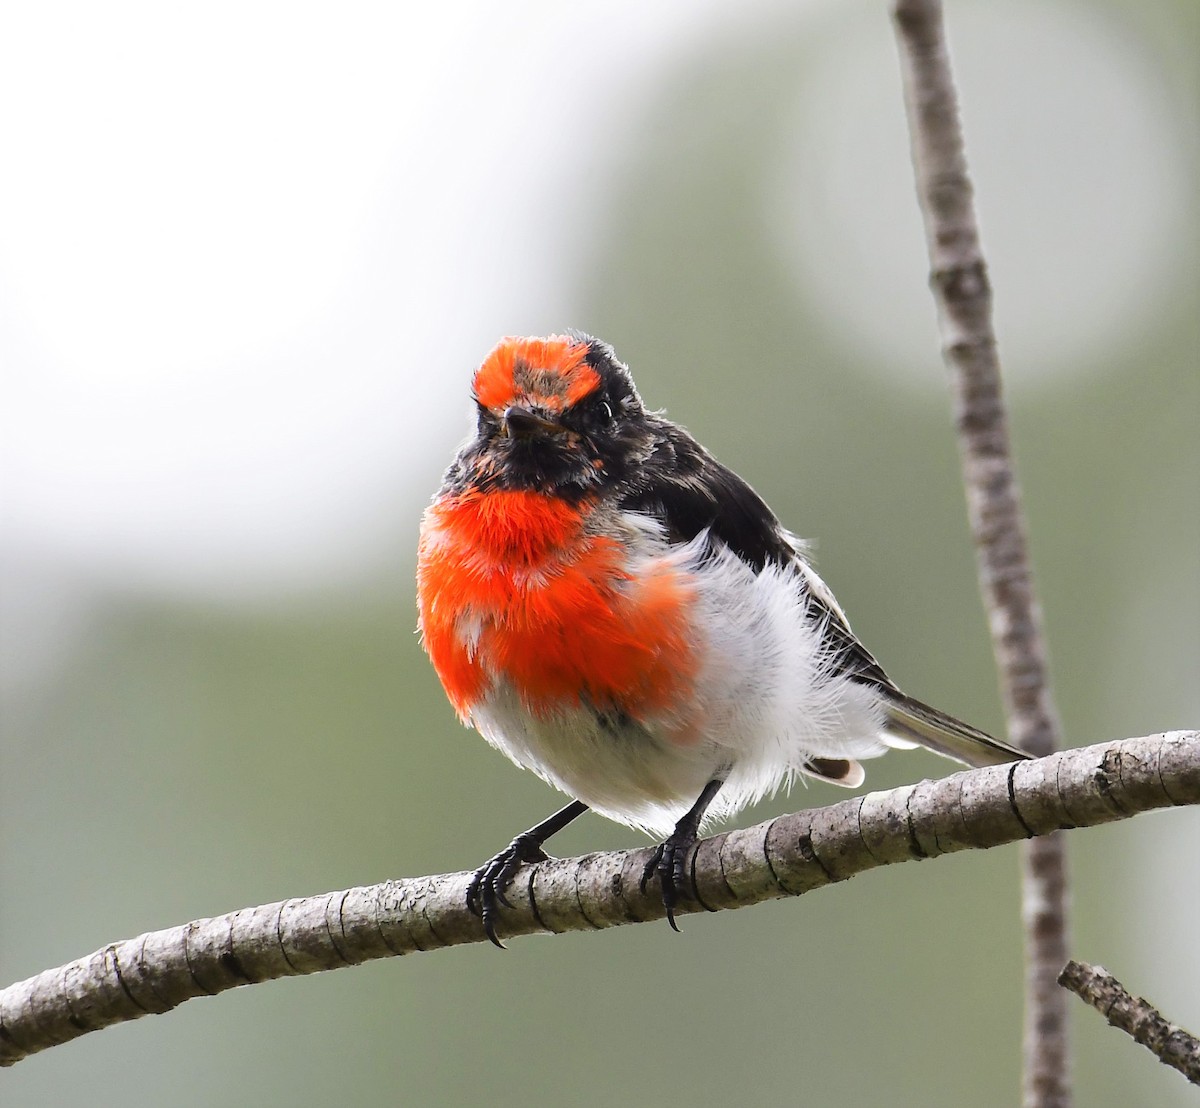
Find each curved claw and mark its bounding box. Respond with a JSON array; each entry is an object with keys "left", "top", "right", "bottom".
[
  {"left": 639, "top": 844, "right": 665, "bottom": 896},
  {"left": 640, "top": 832, "right": 696, "bottom": 932},
  {"left": 466, "top": 834, "right": 551, "bottom": 948},
  {"left": 639, "top": 778, "right": 725, "bottom": 933}
]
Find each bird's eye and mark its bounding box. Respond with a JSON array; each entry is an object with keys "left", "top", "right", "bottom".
[{"left": 599, "top": 401, "right": 614, "bottom": 424}]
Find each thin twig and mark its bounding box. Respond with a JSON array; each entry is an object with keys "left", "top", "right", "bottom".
[
  {"left": 890, "top": 3, "right": 1071, "bottom": 1105},
  {"left": 1058, "top": 961, "right": 1200, "bottom": 1086},
  {"left": 1, "top": 732, "right": 1196, "bottom": 1068}
]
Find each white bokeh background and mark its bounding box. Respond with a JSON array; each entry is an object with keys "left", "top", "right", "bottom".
[{"left": 4, "top": 1, "right": 1190, "bottom": 602}]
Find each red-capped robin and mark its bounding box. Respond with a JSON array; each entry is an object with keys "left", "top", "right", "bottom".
[{"left": 417, "top": 332, "right": 1028, "bottom": 945}]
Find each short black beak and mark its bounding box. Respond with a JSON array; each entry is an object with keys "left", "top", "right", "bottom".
[{"left": 502, "top": 405, "right": 564, "bottom": 438}]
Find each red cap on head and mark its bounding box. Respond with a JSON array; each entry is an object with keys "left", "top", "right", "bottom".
[{"left": 473, "top": 335, "right": 600, "bottom": 413}]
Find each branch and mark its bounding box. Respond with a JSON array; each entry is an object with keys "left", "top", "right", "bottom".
[
  {"left": 890, "top": 3, "right": 1070, "bottom": 1104},
  {"left": 2, "top": 732, "right": 1195, "bottom": 1067},
  {"left": 1058, "top": 961, "right": 1200, "bottom": 1087}
]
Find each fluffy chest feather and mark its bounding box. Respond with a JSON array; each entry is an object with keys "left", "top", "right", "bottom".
[{"left": 417, "top": 488, "right": 698, "bottom": 725}]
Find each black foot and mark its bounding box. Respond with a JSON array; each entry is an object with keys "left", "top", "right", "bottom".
[
  {"left": 639, "top": 828, "right": 699, "bottom": 932},
  {"left": 639, "top": 778, "right": 725, "bottom": 932},
  {"left": 464, "top": 800, "right": 589, "bottom": 950},
  {"left": 466, "top": 833, "right": 550, "bottom": 948}
]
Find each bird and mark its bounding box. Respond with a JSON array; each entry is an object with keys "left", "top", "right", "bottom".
[{"left": 416, "top": 332, "right": 1029, "bottom": 946}]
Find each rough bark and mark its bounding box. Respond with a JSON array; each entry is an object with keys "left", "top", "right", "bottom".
[
  {"left": 1058, "top": 960, "right": 1200, "bottom": 1086},
  {"left": 1, "top": 732, "right": 1195, "bottom": 1068}
]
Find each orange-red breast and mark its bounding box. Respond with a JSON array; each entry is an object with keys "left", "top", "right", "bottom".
[{"left": 417, "top": 332, "right": 1028, "bottom": 945}]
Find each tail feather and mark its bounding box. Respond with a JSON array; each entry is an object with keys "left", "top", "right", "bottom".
[
  {"left": 800, "top": 757, "right": 866, "bottom": 788},
  {"left": 884, "top": 693, "right": 1030, "bottom": 768}
]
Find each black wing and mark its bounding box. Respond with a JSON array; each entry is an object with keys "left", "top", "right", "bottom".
[
  {"left": 615, "top": 416, "right": 1025, "bottom": 767},
  {"left": 617, "top": 421, "right": 795, "bottom": 571},
  {"left": 617, "top": 420, "right": 899, "bottom": 694}
]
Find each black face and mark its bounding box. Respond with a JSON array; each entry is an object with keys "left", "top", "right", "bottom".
[
  {"left": 441, "top": 331, "right": 806, "bottom": 575},
  {"left": 446, "top": 335, "right": 657, "bottom": 501}
]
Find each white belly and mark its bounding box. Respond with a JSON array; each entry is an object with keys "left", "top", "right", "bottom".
[{"left": 466, "top": 525, "right": 889, "bottom": 836}]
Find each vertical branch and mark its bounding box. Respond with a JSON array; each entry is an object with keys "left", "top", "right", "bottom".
[{"left": 889, "top": 3, "right": 1070, "bottom": 1107}]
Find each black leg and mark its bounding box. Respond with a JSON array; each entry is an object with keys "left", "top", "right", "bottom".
[
  {"left": 640, "top": 779, "right": 724, "bottom": 932},
  {"left": 467, "top": 800, "right": 589, "bottom": 948}
]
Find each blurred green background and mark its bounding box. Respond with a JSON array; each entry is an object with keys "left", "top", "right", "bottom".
[{"left": 2, "top": 1, "right": 1197, "bottom": 1105}]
